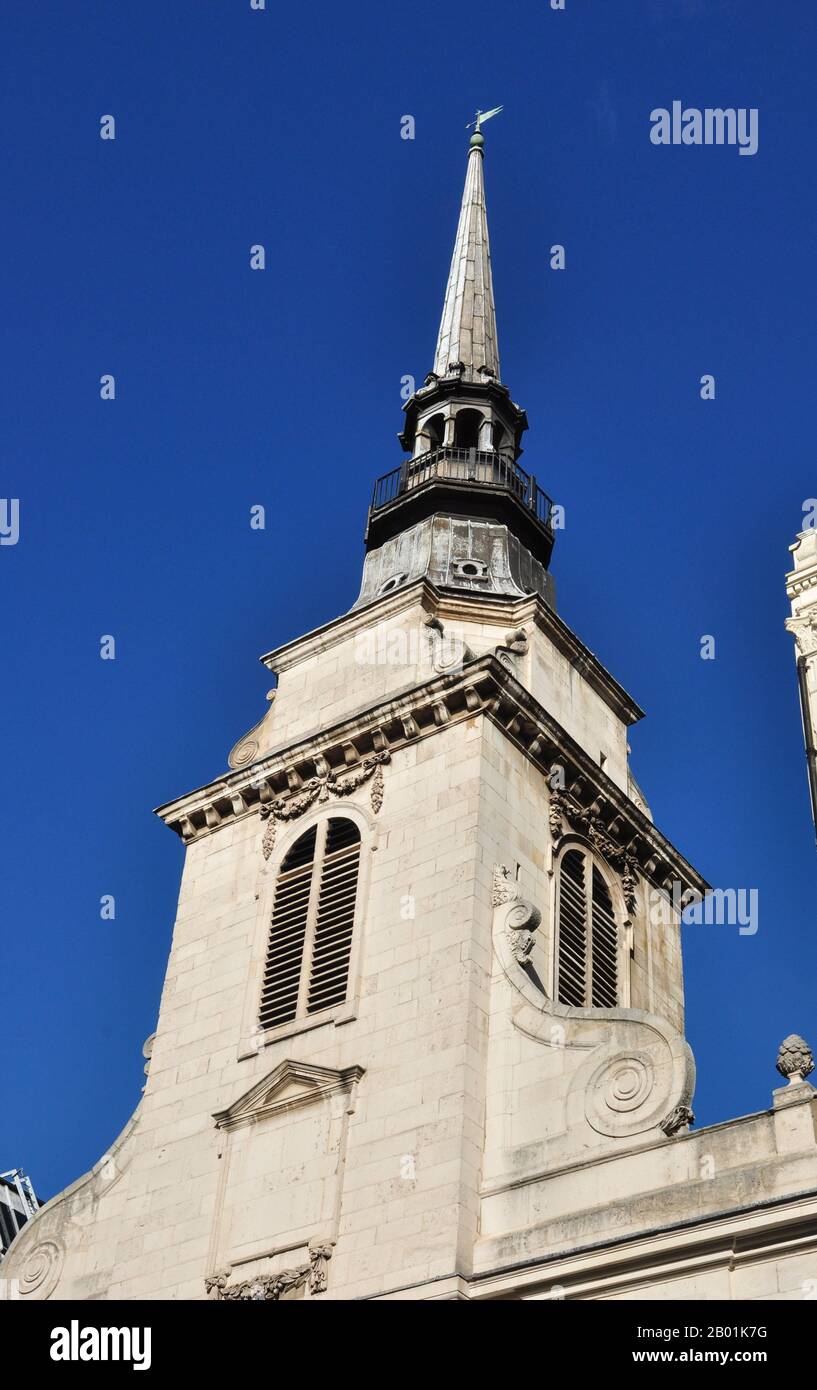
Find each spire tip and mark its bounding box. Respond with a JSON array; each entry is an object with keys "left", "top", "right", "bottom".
[{"left": 466, "top": 105, "right": 503, "bottom": 149}]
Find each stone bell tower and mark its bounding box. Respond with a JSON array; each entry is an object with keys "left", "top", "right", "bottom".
[{"left": 7, "top": 125, "right": 816, "bottom": 1306}]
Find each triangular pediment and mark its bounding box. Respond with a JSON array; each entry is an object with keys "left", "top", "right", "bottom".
[{"left": 213, "top": 1060, "right": 365, "bottom": 1130}]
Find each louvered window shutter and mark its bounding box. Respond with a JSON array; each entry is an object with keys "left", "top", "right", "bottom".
[
  {"left": 259, "top": 818, "right": 361, "bottom": 1032},
  {"left": 556, "top": 849, "right": 587, "bottom": 1006},
  {"left": 307, "top": 818, "right": 361, "bottom": 1015},
  {"left": 556, "top": 850, "right": 619, "bottom": 1008},
  {"left": 590, "top": 867, "right": 618, "bottom": 1007},
  {"left": 259, "top": 825, "right": 317, "bottom": 1030}
]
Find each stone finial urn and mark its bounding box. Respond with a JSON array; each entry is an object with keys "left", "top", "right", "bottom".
[{"left": 775, "top": 1035, "right": 815, "bottom": 1085}]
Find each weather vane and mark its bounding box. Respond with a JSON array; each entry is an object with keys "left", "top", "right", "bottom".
[{"left": 466, "top": 105, "right": 504, "bottom": 133}]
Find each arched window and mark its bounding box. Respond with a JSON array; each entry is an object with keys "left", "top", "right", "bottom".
[
  {"left": 555, "top": 848, "right": 618, "bottom": 1008},
  {"left": 421, "top": 412, "right": 445, "bottom": 451},
  {"left": 453, "top": 408, "right": 483, "bottom": 450},
  {"left": 259, "top": 818, "right": 361, "bottom": 1031}
]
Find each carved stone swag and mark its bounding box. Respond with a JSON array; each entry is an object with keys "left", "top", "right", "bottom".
[
  {"left": 259, "top": 752, "right": 390, "bottom": 859},
  {"left": 205, "top": 1240, "right": 334, "bottom": 1301},
  {"left": 548, "top": 782, "right": 639, "bottom": 916}
]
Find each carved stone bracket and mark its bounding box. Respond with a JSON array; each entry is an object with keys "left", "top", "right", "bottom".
[
  {"left": 495, "top": 626, "right": 529, "bottom": 669},
  {"left": 492, "top": 865, "right": 541, "bottom": 964},
  {"left": 491, "top": 864, "right": 517, "bottom": 907},
  {"left": 259, "top": 752, "right": 390, "bottom": 860},
  {"left": 423, "top": 612, "right": 476, "bottom": 672},
  {"left": 549, "top": 789, "right": 639, "bottom": 915},
  {"left": 205, "top": 1240, "right": 334, "bottom": 1301}
]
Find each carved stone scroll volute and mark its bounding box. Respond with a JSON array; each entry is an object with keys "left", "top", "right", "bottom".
[
  {"left": 491, "top": 863, "right": 696, "bottom": 1145},
  {"left": 492, "top": 865, "right": 541, "bottom": 965}
]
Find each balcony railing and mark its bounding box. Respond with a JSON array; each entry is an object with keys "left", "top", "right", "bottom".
[{"left": 370, "top": 446, "right": 553, "bottom": 530}]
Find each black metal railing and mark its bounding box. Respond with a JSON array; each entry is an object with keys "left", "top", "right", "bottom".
[{"left": 370, "top": 446, "right": 553, "bottom": 529}]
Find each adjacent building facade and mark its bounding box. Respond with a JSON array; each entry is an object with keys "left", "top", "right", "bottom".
[
  {"left": 0, "top": 1171, "right": 38, "bottom": 1261},
  {"left": 4, "top": 127, "right": 817, "bottom": 1302},
  {"left": 786, "top": 527, "right": 817, "bottom": 846}
]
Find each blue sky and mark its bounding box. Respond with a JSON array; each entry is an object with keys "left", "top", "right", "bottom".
[{"left": 4, "top": 0, "right": 816, "bottom": 1199}]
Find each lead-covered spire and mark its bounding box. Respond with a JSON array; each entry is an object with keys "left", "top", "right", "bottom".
[{"left": 433, "top": 128, "right": 500, "bottom": 382}]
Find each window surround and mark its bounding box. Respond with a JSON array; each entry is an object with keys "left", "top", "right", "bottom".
[{"left": 237, "top": 803, "right": 372, "bottom": 1059}]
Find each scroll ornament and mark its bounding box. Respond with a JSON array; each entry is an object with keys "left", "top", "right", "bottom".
[
  {"left": 492, "top": 865, "right": 541, "bottom": 964},
  {"left": 205, "top": 1241, "right": 334, "bottom": 1301},
  {"left": 16, "top": 1239, "right": 65, "bottom": 1299},
  {"left": 549, "top": 789, "right": 639, "bottom": 916},
  {"left": 260, "top": 752, "right": 390, "bottom": 859},
  {"left": 495, "top": 626, "right": 529, "bottom": 669},
  {"left": 423, "top": 613, "right": 476, "bottom": 673}
]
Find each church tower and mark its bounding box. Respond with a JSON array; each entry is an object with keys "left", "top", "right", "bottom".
[{"left": 6, "top": 126, "right": 817, "bottom": 1304}]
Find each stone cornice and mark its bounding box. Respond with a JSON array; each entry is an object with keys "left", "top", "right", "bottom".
[
  {"left": 787, "top": 573, "right": 817, "bottom": 600},
  {"left": 258, "top": 579, "right": 434, "bottom": 674},
  {"left": 259, "top": 577, "right": 643, "bottom": 727},
  {"left": 471, "top": 1186, "right": 817, "bottom": 1302},
  {"left": 155, "top": 654, "right": 707, "bottom": 898},
  {"left": 433, "top": 589, "right": 644, "bottom": 727},
  {"left": 786, "top": 529, "right": 817, "bottom": 600}
]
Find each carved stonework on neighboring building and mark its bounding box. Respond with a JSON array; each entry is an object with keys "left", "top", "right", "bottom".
[
  {"left": 786, "top": 529, "right": 817, "bottom": 843},
  {"left": 785, "top": 611, "right": 817, "bottom": 657}
]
